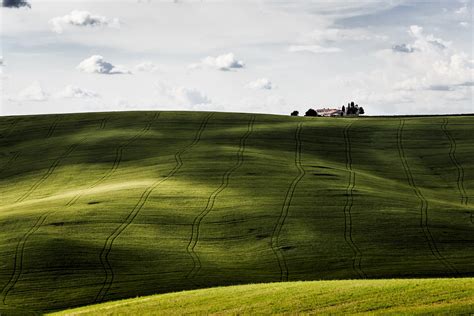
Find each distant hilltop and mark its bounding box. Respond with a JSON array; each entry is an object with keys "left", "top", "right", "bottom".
[{"left": 291, "top": 101, "right": 365, "bottom": 117}]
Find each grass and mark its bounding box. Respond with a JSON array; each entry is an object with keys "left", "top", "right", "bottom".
[
  {"left": 50, "top": 278, "right": 474, "bottom": 315},
  {"left": 0, "top": 111, "right": 473, "bottom": 314}
]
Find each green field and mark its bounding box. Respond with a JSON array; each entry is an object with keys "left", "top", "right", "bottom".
[
  {"left": 0, "top": 111, "right": 473, "bottom": 314},
  {"left": 51, "top": 279, "right": 474, "bottom": 315}
]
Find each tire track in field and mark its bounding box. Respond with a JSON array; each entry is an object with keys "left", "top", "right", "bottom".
[
  {"left": 186, "top": 115, "right": 256, "bottom": 281},
  {"left": 94, "top": 112, "right": 214, "bottom": 303},
  {"left": 0, "top": 119, "right": 107, "bottom": 305},
  {"left": 342, "top": 121, "right": 366, "bottom": 279},
  {"left": 46, "top": 116, "right": 60, "bottom": 138},
  {"left": 441, "top": 118, "right": 468, "bottom": 206},
  {"left": 15, "top": 117, "right": 82, "bottom": 203},
  {"left": 0, "top": 212, "right": 52, "bottom": 305},
  {"left": 0, "top": 152, "right": 20, "bottom": 177},
  {"left": 269, "top": 121, "right": 305, "bottom": 282},
  {"left": 397, "top": 119, "right": 459, "bottom": 275},
  {"left": 0, "top": 118, "right": 19, "bottom": 139},
  {"left": 67, "top": 114, "right": 158, "bottom": 206}
]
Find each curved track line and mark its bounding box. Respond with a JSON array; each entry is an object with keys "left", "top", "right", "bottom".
[
  {"left": 46, "top": 116, "right": 60, "bottom": 138},
  {"left": 15, "top": 117, "right": 87, "bottom": 203},
  {"left": 0, "top": 152, "right": 20, "bottom": 177},
  {"left": 67, "top": 114, "right": 158, "bottom": 206},
  {"left": 0, "top": 118, "right": 19, "bottom": 139},
  {"left": 0, "top": 212, "right": 51, "bottom": 305},
  {"left": 342, "top": 121, "right": 366, "bottom": 279},
  {"left": 441, "top": 118, "right": 468, "bottom": 206},
  {"left": 15, "top": 144, "right": 80, "bottom": 203},
  {"left": 186, "top": 115, "right": 256, "bottom": 282},
  {"left": 94, "top": 113, "right": 214, "bottom": 303},
  {"left": 397, "top": 119, "right": 458, "bottom": 275},
  {"left": 0, "top": 119, "right": 107, "bottom": 305},
  {"left": 269, "top": 121, "right": 305, "bottom": 282}
]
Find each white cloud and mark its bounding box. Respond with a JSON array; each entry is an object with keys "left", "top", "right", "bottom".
[
  {"left": 134, "top": 62, "right": 160, "bottom": 73},
  {"left": 289, "top": 45, "right": 342, "bottom": 54},
  {"left": 190, "top": 53, "right": 244, "bottom": 71},
  {"left": 455, "top": 5, "right": 468, "bottom": 15},
  {"left": 343, "top": 25, "right": 473, "bottom": 114},
  {"left": 14, "top": 82, "right": 48, "bottom": 102},
  {"left": 386, "top": 26, "right": 472, "bottom": 91},
  {"left": 247, "top": 78, "right": 274, "bottom": 90},
  {"left": 77, "top": 55, "right": 130, "bottom": 74},
  {"left": 156, "top": 83, "right": 211, "bottom": 106},
  {"left": 49, "top": 10, "right": 120, "bottom": 34},
  {"left": 459, "top": 22, "right": 470, "bottom": 28},
  {"left": 54, "top": 85, "right": 100, "bottom": 99}
]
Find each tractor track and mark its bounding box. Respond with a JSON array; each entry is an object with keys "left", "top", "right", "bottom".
[
  {"left": 94, "top": 113, "right": 214, "bottom": 303},
  {"left": 67, "top": 114, "right": 158, "bottom": 206},
  {"left": 0, "top": 211, "right": 52, "bottom": 305},
  {"left": 441, "top": 118, "right": 468, "bottom": 206},
  {"left": 0, "top": 152, "right": 20, "bottom": 177},
  {"left": 16, "top": 143, "right": 82, "bottom": 203},
  {"left": 186, "top": 115, "right": 256, "bottom": 282},
  {"left": 46, "top": 116, "right": 61, "bottom": 138},
  {"left": 0, "top": 118, "right": 19, "bottom": 140},
  {"left": 397, "top": 119, "right": 459, "bottom": 275},
  {"left": 270, "top": 122, "right": 305, "bottom": 282},
  {"left": 342, "top": 121, "right": 366, "bottom": 279},
  {"left": 0, "top": 119, "right": 107, "bottom": 305},
  {"left": 15, "top": 117, "right": 92, "bottom": 203}
]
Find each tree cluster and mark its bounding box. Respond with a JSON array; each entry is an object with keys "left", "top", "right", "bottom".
[{"left": 342, "top": 102, "right": 364, "bottom": 116}]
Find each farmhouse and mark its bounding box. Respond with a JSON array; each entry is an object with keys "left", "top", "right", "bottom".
[{"left": 316, "top": 108, "right": 342, "bottom": 117}]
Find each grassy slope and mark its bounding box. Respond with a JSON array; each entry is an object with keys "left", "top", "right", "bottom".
[
  {"left": 0, "top": 111, "right": 473, "bottom": 313},
  {"left": 51, "top": 279, "right": 474, "bottom": 315}
]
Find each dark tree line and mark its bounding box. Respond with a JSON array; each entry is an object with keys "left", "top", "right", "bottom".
[{"left": 342, "top": 102, "right": 364, "bottom": 116}]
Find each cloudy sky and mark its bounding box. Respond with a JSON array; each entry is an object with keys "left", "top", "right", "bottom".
[{"left": 1, "top": 0, "right": 473, "bottom": 116}]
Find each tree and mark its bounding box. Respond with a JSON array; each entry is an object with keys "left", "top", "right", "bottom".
[
  {"left": 342, "top": 105, "right": 346, "bottom": 114},
  {"left": 359, "top": 107, "right": 365, "bottom": 115},
  {"left": 305, "top": 108, "right": 318, "bottom": 117},
  {"left": 291, "top": 110, "right": 299, "bottom": 116}
]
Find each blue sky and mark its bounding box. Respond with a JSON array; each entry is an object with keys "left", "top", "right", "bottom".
[{"left": 1, "top": 0, "right": 472, "bottom": 116}]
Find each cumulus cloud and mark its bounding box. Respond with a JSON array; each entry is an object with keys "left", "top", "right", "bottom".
[
  {"left": 392, "top": 44, "right": 416, "bottom": 53},
  {"left": 190, "top": 53, "right": 244, "bottom": 71},
  {"left": 49, "top": 10, "right": 120, "bottom": 34},
  {"left": 134, "top": 62, "right": 160, "bottom": 73},
  {"left": 455, "top": 5, "right": 468, "bottom": 15},
  {"left": 408, "top": 25, "right": 450, "bottom": 50},
  {"left": 14, "top": 82, "right": 48, "bottom": 102},
  {"left": 156, "top": 83, "right": 211, "bottom": 106},
  {"left": 247, "top": 78, "right": 274, "bottom": 90},
  {"left": 54, "top": 85, "right": 100, "bottom": 99},
  {"left": 459, "top": 22, "right": 470, "bottom": 28},
  {"left": 77, "top": 55, "right": 130, "bottom": 75},
  {"left": 2, "top": 0, "right": 30, "bottom": 8}
]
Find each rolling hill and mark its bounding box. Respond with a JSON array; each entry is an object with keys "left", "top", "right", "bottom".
[
  {"left": 0, "top": 111, "right": 473, "bottom": 314},
  {"left": 51, "top": 279, "right": 474, "bottom": 315}
]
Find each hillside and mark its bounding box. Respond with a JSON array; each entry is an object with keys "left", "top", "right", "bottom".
[
  {"left": 0, "top": 111, "right": 473, "bottom": 313},
  {"left": 51, "top": 279, "right": 474, "bottom": 315}
]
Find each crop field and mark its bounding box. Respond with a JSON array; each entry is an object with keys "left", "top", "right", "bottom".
[
  {"left": 51, "top": 278, "right": 474, "bottom": 315},
  {"left": 0, "top": 111, "right": 473, "bottom": 314}
]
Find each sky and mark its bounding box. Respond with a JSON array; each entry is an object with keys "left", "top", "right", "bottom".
[{"left": 1, "top": 0, "right": 473, "bottom": 116}]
